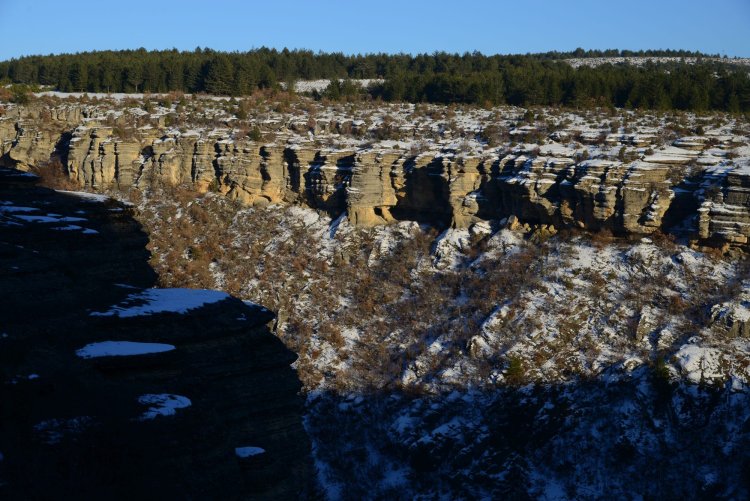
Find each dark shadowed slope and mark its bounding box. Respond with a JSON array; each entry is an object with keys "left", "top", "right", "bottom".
[{"left": 0, "top": 167, "right": 311, "bottom": 499}]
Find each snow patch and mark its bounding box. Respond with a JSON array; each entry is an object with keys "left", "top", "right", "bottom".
[
  {"left": 674, "top": 344, "right": 723, "bottom": 384},
  {"left": 138, "top": 394, "right": 192, "bottom": 420},
  {"left": 56, "top": 190, "right": 110, "bottom": 203},
  {"left": 76, "top": 341, "right": 175, "bottom": 358},
  {"left": 91, "top": 288, "right": 230, "bottom": 317},
  {"left": 235, "top": 446, "right": 266, "bottom": 458}
]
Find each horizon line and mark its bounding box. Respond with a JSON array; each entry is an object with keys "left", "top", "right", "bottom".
[{"left": 2, "top": 46, "right": 744, "bottom": 62}]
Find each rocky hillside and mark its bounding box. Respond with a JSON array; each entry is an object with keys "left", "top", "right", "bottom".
[
  {"left": 1, "top": 97, "right": 749, "bottom": 252},
  {"left": 0, "top": 167, "right": 311, "bottom": 498},
  {"left": 4, "top": 94, "right": 750, "bottom": 499},
  {"left": 117, "top": 180, "right": 750, "bottom": 499}
]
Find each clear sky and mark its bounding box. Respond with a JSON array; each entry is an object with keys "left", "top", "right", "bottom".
[{"left": 0, "top": 0, "right": 748, "bottom": 60}]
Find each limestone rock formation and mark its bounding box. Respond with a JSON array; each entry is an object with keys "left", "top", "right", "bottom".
[
  {"left": 698, "top": 165, "right": 750, "bottom": 246},
  {"left": 347, "top": 150, "right": 400, "bottom": 226},
  {"left": 3, "top": 122, "right": 59, "bottom": 170},
  {"left": 2, "top": 102, "right": 750, "bottom": 251}
]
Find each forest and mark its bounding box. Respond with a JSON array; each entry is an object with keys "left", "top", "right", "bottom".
[{"left": 0, "top": 48, "right": 748, "bottom": 112}]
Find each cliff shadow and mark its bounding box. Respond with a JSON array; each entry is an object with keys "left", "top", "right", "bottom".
[
  {"left": 302, "top": 152, "right": 353, "bottom": 218},
  {"left": 0, "top": 166, "right": 156, "bottom": 322},
  {"left": 661, "top": 172, "right": 707, "bottom": 236},
  {"left": 51, "top": 131, "right": 73, "bottom": 170},
  {"left": 472, "top": 157, "right": 570, "bottom": 225},
  {"left": 389, "top": 156, "right": 452, "bottom": 227},
  {"left": 0, "top": 166, "right": 311, "bottom": 499},
  {"left": 305, "top": 370, "right": 750, "bottom": 500},
  {"left": 282, "top": 148, "right": 302, "bottom": 195}
]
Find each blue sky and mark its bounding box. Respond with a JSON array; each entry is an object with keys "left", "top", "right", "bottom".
[{"left": 1, "top": 0, "right": 748, "bottom": 60}]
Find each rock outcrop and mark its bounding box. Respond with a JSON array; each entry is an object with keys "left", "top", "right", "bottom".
[
  {"left": 698, "top": 165, "right": 750, "bottom": 247},
  {"left": 0, "top": 168, "right": 311, "bottom": 499},
  {"left": 710, "top": 286, "right": 750, "bottom": 338},
  {"left": 2, "top": 105, "right": 750, "bottom": 251}
]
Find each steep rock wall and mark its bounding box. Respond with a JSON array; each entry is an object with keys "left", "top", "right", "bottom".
[{"left": 2, "top": 112, "right": 749, "bottom": 251}]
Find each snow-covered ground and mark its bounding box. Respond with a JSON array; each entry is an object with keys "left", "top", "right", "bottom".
[
  {"left": 34, "top": 91, "right": 233, "bottom": 102},
  {"left": 282, "top": 79, "right": 385, "bottom": 93},
  {"left": 57, "top": 190, "right": 111, "bottom": 203},
  {"left": 0, "top": 201, "right": 100, "bottom": 234},
  {"left": 76, "top": 341, "right": 176, "bottom": 359},
  {"left": 565, "top": 56, "right": 750, "bottom": 68},
  {"left": 90, "top": 288, "right": 230, "bottom": 317},
  {"left": 33, "top": 79, "right": 384, "bottom": 102},
  {"left": 33, "top": 417, "right": 94, "bottom": 445},
  {"left": 234, "top": 446, "right": 265, "bottom": 458},
  {"left": 137, "top": 394, "right": 192, "bottom": 420}
]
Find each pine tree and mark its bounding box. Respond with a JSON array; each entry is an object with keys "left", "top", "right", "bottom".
[
  {"left": 69, "top": 62, "right": 88, "bottom": 92},
  {"left": 204, "top": 55, "right": 234, "bottom": 95}
]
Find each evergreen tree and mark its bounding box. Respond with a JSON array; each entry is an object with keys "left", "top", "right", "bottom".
[
  {"left": 0, "top": 48, "right": 747, "bottom": 112},
  {"left": 204, "top": 55, "right": 234, "bottom": 95},
  {"left": 69, "top": 61, "right": 88, "bottom": 91}
]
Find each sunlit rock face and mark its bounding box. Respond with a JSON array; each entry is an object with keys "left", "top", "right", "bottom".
[{"left": 2, "top": 100, "right": 750, "bottom": 251}]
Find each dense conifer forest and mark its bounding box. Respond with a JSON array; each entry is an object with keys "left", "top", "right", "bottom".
[{"left": 1, "top": 48, "right": 748, "bottom": 111}]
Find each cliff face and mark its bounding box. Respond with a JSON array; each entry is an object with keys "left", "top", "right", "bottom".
[
  {"left": 0, "top": 168, "right": 311, "bottom": 499},
  {"left": 2, "top": 105, "right": 749, "bottom": 251}
]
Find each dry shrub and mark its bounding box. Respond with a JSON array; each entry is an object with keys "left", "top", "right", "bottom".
[
  {"left": 187, "top": 203, "right": 210, "bottom": 224},
  {"left": 650, "top": 230, "right": 677, "bottom": 252},
  {"left": 127, "top": 188, "right": 143, "bottom": 205},
  {"left": 29, "top": 158, "right": 78, "bottom": 190},
  {"left": 590, "top": 228, "right": 614, "bottom": 248}
]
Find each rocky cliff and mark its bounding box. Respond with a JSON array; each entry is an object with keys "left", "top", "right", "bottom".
[
  {"left": 0, "top": 168, "right": 311, "bottom": 499},
  {"left": 2, "top": 103, "right": 749, "bottom": 251}
]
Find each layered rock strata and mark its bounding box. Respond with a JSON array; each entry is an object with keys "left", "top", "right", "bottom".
[{"left": 2, "top": 113, "right": 750, "bottom": 250}]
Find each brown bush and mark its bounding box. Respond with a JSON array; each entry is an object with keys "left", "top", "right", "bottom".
[
  {"left": 589, "top": 228, "right": 614, "bottom": 248},
  {"left": 29, "top": 158, "right": 78, "bottom": 190}
]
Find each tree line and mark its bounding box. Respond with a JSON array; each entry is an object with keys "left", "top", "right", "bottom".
[{"left": 0, "top": 48, "right": 748, "bottom": 112}]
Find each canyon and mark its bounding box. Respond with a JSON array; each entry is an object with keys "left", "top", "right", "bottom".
[
  {"left": 1, "top": 98, "right": 749, "bottom": 252},
  {"left": 3, "top": 94, "right": 750, "bottom": 499}
]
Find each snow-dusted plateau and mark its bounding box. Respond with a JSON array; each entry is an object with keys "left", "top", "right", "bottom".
[{"left": 2, "top": 90, "right": 750, "bottom": 499}]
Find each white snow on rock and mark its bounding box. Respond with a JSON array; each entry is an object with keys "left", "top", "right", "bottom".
[
  {"left": 674, "top": 344, "right": 723, "bottom": 384},
  {"left": 287, "top": 205, "right": 322, "bottom": 226},
  {"left": 13, "top": 214, "right": 61, "bottom": 223},
  {"left": 138, "top": 394, "right": 192, "bottom": 420},
  {"left": 76, "top": 341, "right": 176, "bottom": 359},
  {"left": 56, "top": 190, "right": 111, "bottom": 203},
  {"left": 90, "top": 288, "right": 230, "bottom": 317},
  {"left": 241, "top": 300, "right": 271, "bottom": 314},
  {"left": 432, "top": 228, "right": 471, "bottom": 269},
  {"left": 235, "top": 446, "right": 266, "bottom": 458},
  {"left": 0, "top": 205, "right": 38, "bottom": 214}
]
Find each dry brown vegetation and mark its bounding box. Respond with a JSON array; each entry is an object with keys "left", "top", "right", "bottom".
[
  {"left": 127, "top": 184, "right": 747, "bottom": 395},
  {"left": 29, "top": 158, "right": 79, "bottom": 190}
]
